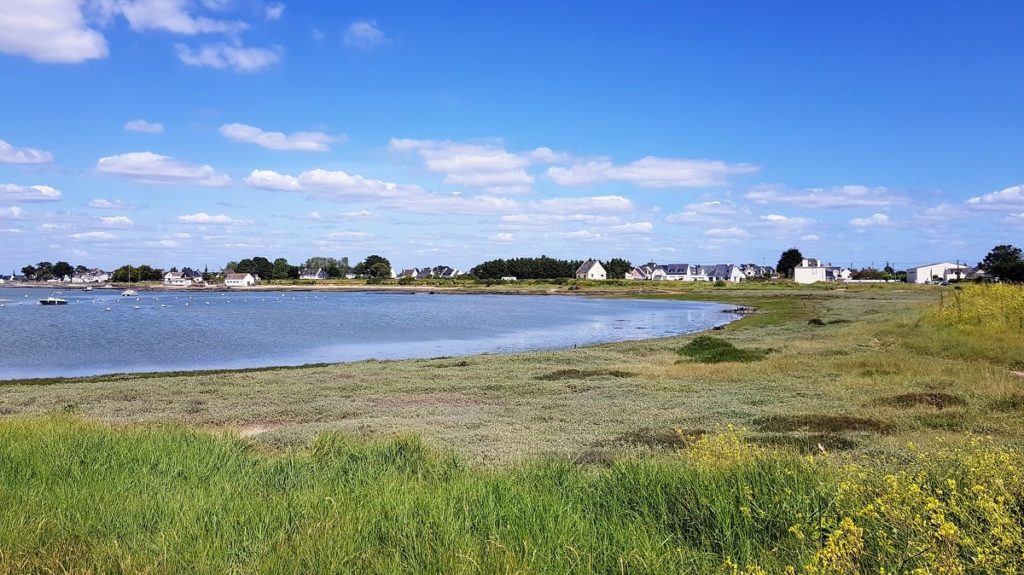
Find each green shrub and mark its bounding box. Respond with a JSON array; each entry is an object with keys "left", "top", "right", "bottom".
[{"left": 677, "top": 335, "right": 771, "bottom": 363}]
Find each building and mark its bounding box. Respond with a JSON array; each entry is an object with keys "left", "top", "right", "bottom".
[
  {"left": 70, "top": 268, "right": 111, "bottom": 284},
  {"left": 299, "top": 268, "right": 329, "bottom": 280},
  {"left": 906, "top": 262, "right": 969, "bottom": 284},
  {"left": 575, "top": 259, "right": 607, "bottom": 280},
  {"left": 163, "top": 268, "right": 203, "bottom": 286},
  {"left": 224, "top": 273, "right": 256, "bottom": 287},
  {"left": 702, "top": 264, "right": 746, "bottom": 283},
  {"left": 793, "top": 258, "right": 828, "bottom": 284}
]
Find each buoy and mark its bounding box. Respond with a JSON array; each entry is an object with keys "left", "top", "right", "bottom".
[{"left": 105, "top": 307, "right": 111, "bottom": 311}]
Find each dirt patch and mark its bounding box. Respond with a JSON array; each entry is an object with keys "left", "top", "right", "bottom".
[
  {"left": 878, "top": 392, "right": 966, "bottom": 410},
  {"left": 753, "top": 414, "right": 895, "bottom": 434},
  {"left": 1011, "top": 371, "right": 1024, "bottom": 379},
  {"left": 238, "top": 423, "right": 292, "bottom": 438},
  {"left": 991, "top": 394, "right": 1024, "bottom": 412},
  {"left": 676, "top": 335, "right": 772, "bottom": 364},
  {"left": 749, "top": 433, "right": 858, "bottom": 453},
  {"left": 535, "top": 369, "right": 635, "bottom": 381}
]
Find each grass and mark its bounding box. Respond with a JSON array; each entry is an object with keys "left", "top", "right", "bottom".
[{"left": 1, "top": 417, "right": 1023, "bottom": 573}]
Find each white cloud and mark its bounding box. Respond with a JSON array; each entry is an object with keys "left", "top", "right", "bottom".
[
  {"left": 0, "top": 183, "right": 62, "bottom": 202},
  {"left": 562, "top": 230, "right": 601, "bottom": 240},
  {"left": 175, "top": 43, "right": 280, "bottom": 72},
  {"left": 849, "top": 213, "right": 890, "bottom": 227},
  {"left": 124, "top": 119, "right": 164, "bottom": 133},
  {"left": 548, "top": 156, "right": 759, "bottom": 188},
  {"left": 704, "top": 227, "right": 750, "bottom": 238},
  {"left": 801, "top": 234, "right": 820, "bottom": 241},
  {"left": 326, "top": 231, "right": 369, "bottom": 240},
  {"left": 340, "top": 210, "right": 372, "bottom": 219},
  {"left": 966, "top": 185, "right": 1024, "bottom": 210},
  {"left": 343, "top": 19, "right": 386, "bottom": 50},
  {"left": 758, "top": 214, "right": 815, "bottom": 227},
  {"left": 146, "top": 239, "right": 179, "bottom": 248},
  {"left": 0, "top": 0, "right": 108, "bottom": 63},
  {"left": 610, "top": 221, "right": 654, "bottom": 234},
  {"left": 0, "top": 207, "right": 25, "bottom": 218},
  {"left": 389, "top": 138, "right": 535, "bottom": 194},
  {"left": 245, "top": 168, "right": 418, "bottom": 200},
  {"left": 532, "top": 195, "right": 634, "bottom": 214},
  {"left": 88, "top": 198, "right": 129, "bottom": 209},
  {"left": 500, "top": 213, "right": 621, "bottom": 226},
  {"left": 665, "top": 200, "right": 743, "bottom": 224},
  {"left": 386, "top": 194, "right": 519, "bottom": 215},
  {"left": 116, "top": 0, "right": 247, "bottom": 34},
  {"left": 264, "top": 2, "right": 284, "bottom": 20},
  {"left": 219, "top": 123, "right": 343, "bottom": 151},
  {"left": 0, "top": 139, "right": 54, "bottom": 164},
  {"left": 171, "top": 232, "right": 191, "bottom": 238},
  {"left": 97, "top": 152, "right": 231, "bottom": 186},
  {"left": 490, "top": 232, "right": 514, "bottom": 243},
  {"left": 98, "top": 215, "right": 134, "bottom": 226},
  {"left": 177, "top": 212, "right": 240, "bottom": 224},
  {"left": 746, "top": 185, "right": 906, "bottom": 209},
  {"left": 72, "top": 231, "right": 118, "bottom": 241},
  {"left": 306, "top": 211, "right": 321, "bottom": 220}
]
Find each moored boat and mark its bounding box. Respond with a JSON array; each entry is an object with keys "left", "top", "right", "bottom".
[{"left": 39, "top": 292, "right": 68, "bottom": 305}]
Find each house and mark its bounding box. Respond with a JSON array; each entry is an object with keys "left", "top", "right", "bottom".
[
  {"left": 165, "top": 268, "right": 204, "bottom": 286},
  {"left": 793, "top": 258, "right": 828, "bottom": 284},
  {"left": 299, "top": 267, "right": 329, "bottom": 280},
  {"left": 432, "top": 266, "right": 460, "bottom": 279},
  {"left": 500, "top": 276, "right": 518, "bottom": 281},
  {"left": 71, "top": 268, "right": 112, "bottom": 284},
  {"left": 826, "top": 267, "right": 853, "bottom": 282},
  {"left": 741, "top": 264, "right": 776, "bottom": 279},
  {"left": 628, "top": 264, "right": 667, "bottom": 280},
  {"left": 657, "top": 263, "right": 701, "bottom": 281},
  {"left": 224, "top": 272, "right": 256, "bottom": 287},
  {"left": 702, "top": 264, "right": 746, "bottom": 283},
  {"left": 396, "top": 268, "right": 419, "bottom": 279},
  {"left": 575, "top": 259, "right": 607, "bottom": 280},
  {"left": 0, "top": 275, "right": 9, "bottom": 284},
  {"left": 906, "top": 262, "right": 970, "bottom": 284}
]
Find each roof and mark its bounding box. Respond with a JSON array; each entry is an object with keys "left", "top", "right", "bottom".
[
  {"left": 225, "top": 273, "right": 251, "bottom": 280},
  {"left": 910, "top": 262, "right": 967, "bottom": 270},
  {"left": 576, "top": 259, "right": 602, "bottom": 274},
  {"left": 660, "top": 263, "right": 692, "bottom": 275}
]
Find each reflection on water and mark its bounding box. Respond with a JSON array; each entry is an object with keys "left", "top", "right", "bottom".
[{"left": 0, "top": 288, "right": 738, "bottom": 379}]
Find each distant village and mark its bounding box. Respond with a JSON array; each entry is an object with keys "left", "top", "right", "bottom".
[{"left": 0, "top": 254, "right": 992, "bottom": 287}]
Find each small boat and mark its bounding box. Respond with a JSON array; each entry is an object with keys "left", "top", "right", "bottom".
[
  {"left": 121, "top": 289, "right": 138, "bottom": 297},
  {"left": 82, "top": 286, "right": 93, "bottom": 292},
  {"left": 39, "top": 292, "right": 68, "bottom": 305}
]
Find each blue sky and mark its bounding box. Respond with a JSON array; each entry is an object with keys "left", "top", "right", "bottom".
[{"left": 1, "top": 1, "right": 1022, "bottom": 273}]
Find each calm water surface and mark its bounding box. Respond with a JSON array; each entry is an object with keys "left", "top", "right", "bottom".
[{"left": 0, "top": 288, "right": 738, "bottom": 379}]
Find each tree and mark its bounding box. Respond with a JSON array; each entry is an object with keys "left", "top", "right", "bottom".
[
  {"left": 354, "top": 255, "right": 392, "bottom": 278},
  {"left": 51, "top": 261, "right": 73, "bottom": 281},
  {"left": 34, "top": 261, "right": 54, "bottom": 281},
  {"left": 20, "top": 265, "right": 36, "bottom": 280},
  {"left": 777, "top": 248, "right": 804, "bottom": 279},
  {"left": 271, "top": 258, "right": 292, "bottom": 280},
  {"left": 235, "top": 257, "right": 273, "bottom": 280},
  {"left": 74, "top": 265, "right": 89, "bottom": 274},
  {"left": 981, "top": 244, "right": 1024, "bottom": 282},
  {"left": 603, "top": 258, "right": 632, "bottom": 280}
]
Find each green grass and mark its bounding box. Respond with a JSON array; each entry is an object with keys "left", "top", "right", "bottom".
[
  {"left": 2, "top": 416, "right": 1022, "bottom": 574},
  {"left": 677, "top": 335, "right": 772, "bottom": 363}
]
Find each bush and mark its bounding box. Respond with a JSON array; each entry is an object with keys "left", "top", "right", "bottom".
[{"left": 677, "top": 335, "right": 772, "bottom": 363}]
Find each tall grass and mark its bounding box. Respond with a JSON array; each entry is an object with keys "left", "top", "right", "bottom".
[
  {"left": 909, "top": 284, "right": 1024, "bottom": 368},
  {"left": 1, "top": 417, "right": 1022, "bottom": 574}
]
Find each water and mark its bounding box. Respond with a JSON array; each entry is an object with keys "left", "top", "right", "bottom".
[{"left": 0, "top": 287, "right": 738, "bottom": 379}]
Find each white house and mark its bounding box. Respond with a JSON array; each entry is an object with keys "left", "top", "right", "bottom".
[
  {"left": 906, "top": 262, "right": 969, "bottom": 284},
  {"left": 793, "top": 258, "right": 828, "bottom": 284},
  {"left": 224, "top": 272, "right": 256, "bottom": 287},
  {"left": 299, "top": 267, "right": 329, "bottom": 280},
  {"left": 164, "top": 271, "right": 190, "bottom": 286},
  {"left": 71, "top": 269, "right": 112, "bottom": 284},
  {"left": 575, "top": 259, "right": 607, "bottom": 280},
  {"left": 702, "top": 264, "right": 746, "bottom": 283}
]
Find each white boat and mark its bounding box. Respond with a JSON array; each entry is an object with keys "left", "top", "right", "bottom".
[
  {"left": 39, "top": 292, "right": 68, "bottom": 305},
  {"left": 82, "top": 286, "right": 93, "bottom": 292},
  {"left": 121, "top": 264, "right": 138, "bottom": 297}
]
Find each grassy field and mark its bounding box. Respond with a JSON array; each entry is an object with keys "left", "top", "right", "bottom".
[{"left": 1, "top": 283, "right": 1023, "bottom": 573}]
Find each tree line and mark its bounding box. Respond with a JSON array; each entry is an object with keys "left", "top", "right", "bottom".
[{"left": 470, "top": 256, "right": 632, "bottom": 280}]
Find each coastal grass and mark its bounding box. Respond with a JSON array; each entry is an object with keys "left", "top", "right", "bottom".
[{"left": 1, "top": 417, "right": 1022, "bottom": 574}]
